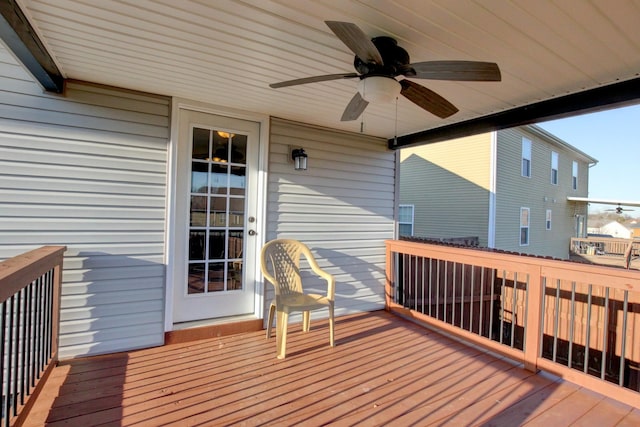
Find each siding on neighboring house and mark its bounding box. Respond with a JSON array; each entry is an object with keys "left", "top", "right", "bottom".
[
  {"left": 494, "top": 127, "right": 589, "bottom": 258},
  {"left": 0, "top": 46, "right": 170, "bottom": 359},
  {"left": 399, "top": 125, "right": 593, "bottom": 260},
  {"left": 399, "top": 133, "right": 492, "bottom": 246},
  {"left": 267, "top": 118, "right": 395, "bottom": 316}
]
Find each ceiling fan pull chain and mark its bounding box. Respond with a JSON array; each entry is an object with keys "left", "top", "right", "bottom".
[{"left": 393, "top": 96, "right": 398, "bottom": 145}]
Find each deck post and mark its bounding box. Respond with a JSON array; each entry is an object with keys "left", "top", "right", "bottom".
[
  {"left": 385, "top": 241, "right": 393, "bottom": 310},
  {"left": 523, "top": 265, "right": 544, "bottom": 372}
]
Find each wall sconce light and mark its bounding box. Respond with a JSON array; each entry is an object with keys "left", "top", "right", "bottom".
[{"left": 291, "top": 148, "right": 308, "bottom": 170}]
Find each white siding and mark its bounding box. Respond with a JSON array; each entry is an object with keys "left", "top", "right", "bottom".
[
  {"left": 267, "top": 118, "right": 395, "bottom": 316},
  {"left": 0, "top": 45, "right": 170, "bottom": 359}
]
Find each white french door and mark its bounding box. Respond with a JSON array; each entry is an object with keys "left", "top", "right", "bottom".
[{"left": 173, "top": 109, "right": 261, "bottom": 322}]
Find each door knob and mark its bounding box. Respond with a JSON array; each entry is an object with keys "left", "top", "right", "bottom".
[{"left": 248, "top": 230, "right": 257, "bottom": 236}]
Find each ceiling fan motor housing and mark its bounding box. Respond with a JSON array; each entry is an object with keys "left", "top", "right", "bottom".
[{"left": 354, "top": 36, "right": 412, "bottom": 77}]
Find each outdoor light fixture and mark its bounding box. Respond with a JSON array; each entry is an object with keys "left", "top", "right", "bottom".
[
  {"left": 357, "top": 76, "right": 401, "bottom": 103},
  {"left": 291, "top": 148, "right": 308, "bottom": 170}
]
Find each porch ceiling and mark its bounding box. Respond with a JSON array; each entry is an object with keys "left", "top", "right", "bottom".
[{"left": 13, "top": 1, "right": 640, "bottom": 141}]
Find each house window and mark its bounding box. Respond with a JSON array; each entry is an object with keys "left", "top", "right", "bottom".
[
  {"left": 572, "top": 161, "right": 578, "bottom": 190},
  {"left": 520, "top": 207, "right": 530, "bottom": 246},
  {"left": 546, "top": 209, "right": 552, "bottom": 230},
  {"left": 398, "top": 204, "right": 414, "bottom": 236},
  {"left": 521, "top": 138, "right": 532, "bottom": 178},
  {"left": 551, "top": 151, "right": 558, "bottom": 185}
]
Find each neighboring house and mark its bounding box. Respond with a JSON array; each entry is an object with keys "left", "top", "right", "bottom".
[
  {"left": 632, "top": 223, "right": 640, "bottom": 239},
  {"left": 599, "top": 221, "right": 633, "bottom": 239},
  {"left": 399, "top": 125, "right": 597, "bottom": 259}
]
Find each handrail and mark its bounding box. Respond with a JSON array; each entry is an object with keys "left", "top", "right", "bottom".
[
  {"left": 386, "top": 239, "right": 640, "bottom": 409},
  {"left": 1, "top": 246, "right": 65, "bottom": 427}
]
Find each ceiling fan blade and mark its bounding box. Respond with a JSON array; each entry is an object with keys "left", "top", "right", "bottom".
[
  {"left": 341, "top": 92, "right": 369, "bottom": 121},
  {"left": 325, "top": 21, "right": 384, "bottom": 65},
  {"left": 409, "top": 61, "right": 501, "bottom": 81},
  {"left": 400, "top": 80, "right": 459, "bottom": 119},
  {"left": 270, "top": 73, "right": 359, "bottom": 88}
]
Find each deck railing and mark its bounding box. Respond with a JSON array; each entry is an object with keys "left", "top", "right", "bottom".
[
  {"left": 386, "top": 239, "right": 640, "bottom": 409},
  {"left": 0, "top": 246, "right": 65, "bottom": 427},
  {"left": 571, "top": 236, "right": 639, "bottom": 256}
]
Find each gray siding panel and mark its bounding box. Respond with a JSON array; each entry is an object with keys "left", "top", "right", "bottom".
[
  {"left": 495, "top": 127, "right": 589, "bottom": 258},
  {"left": 267, "top": 118, "right": 395, "bottom": 317},
  {"left": 399, "top": 133, "right": 491, "bottom": 245},
  {"left": 0, "top": 46, "right": 169, "bottom": 359}
]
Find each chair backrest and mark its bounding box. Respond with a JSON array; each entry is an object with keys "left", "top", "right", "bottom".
[{"left": 261, "top": 239, "right": 307, "bottom": 296}]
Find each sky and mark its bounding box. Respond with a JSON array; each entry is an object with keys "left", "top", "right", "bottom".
[{"left": 537, "top": 103, "right": 640, "bottom": 214}]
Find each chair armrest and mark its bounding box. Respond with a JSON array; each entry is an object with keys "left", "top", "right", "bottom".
[{"left": 301, "top": 245, "right": 335, "bottom": 300}]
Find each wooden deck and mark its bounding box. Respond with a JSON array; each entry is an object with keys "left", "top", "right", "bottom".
[{"left": 25, "top": 311, "right": 640, "bottom": 426}]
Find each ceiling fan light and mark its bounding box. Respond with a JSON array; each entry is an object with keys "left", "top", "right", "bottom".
[{"left": 358, "top": 76, "right": 401, "bottom": 103}]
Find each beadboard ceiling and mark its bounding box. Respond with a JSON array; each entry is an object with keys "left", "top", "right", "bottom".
[{"left": 17, "top": 0, "right": 640, "bottom": 140}]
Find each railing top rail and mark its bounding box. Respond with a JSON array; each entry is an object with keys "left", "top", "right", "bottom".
[
  {"left": 0, "top": 245, "right": 66, "bottom": 303},
  {"left": 386, "top": 239, "right": 640, "bottom": 290},
  {"left": 571, "top": 237, "right": 634, "bottom": 243}
]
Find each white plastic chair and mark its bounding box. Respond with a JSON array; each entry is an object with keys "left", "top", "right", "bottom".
[{"left": 261, "top": 239, "right": 335, "bottom": 359}]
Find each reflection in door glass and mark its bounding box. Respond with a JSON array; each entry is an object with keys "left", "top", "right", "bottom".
[
  {"left": 188, "top": 127, "right": 246, "bottom": 293},
  {"left": 190, "top": 196, "right": 207, "bottom": 227},
  {"left": 188, "top": 264, "right": 205, "bottom": 294}
]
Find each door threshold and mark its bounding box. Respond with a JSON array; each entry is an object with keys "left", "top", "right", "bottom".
[{"left": 166, "top": 315, "right": 263, "bottom": 345}]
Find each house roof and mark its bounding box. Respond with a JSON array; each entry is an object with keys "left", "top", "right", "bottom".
[
  {"left": 525, "top": 125, "right": 598, "bottom": 164},
  {"left": 4, "top": 1, "right": 640, "bottom": 146}
]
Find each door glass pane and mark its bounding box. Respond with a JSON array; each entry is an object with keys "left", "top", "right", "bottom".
[
  {"left": 190, "top": 196, "right": 207, "bottom": 226},
  {"left": 191, "top": 162, "right": 208, "bottom": 193},
  {"left": 208, "top": 230, "right": 226, "bottom": 260},
  {"left": 231, "top": 134, "right": 247, "bottom": 164},
  {"left": 188, "top": 264, "right": 205, "bottom": 294},
  {"left": 188, "top": 231, "right": 206, "bottom": 260},
  {"left": 229, "top": 261, "right": 243, "bottom": 290},
  {"left": 192, "top": 128, "right": 210, "bottom": 160},
  {"left": 229, "top": 198, "right": 245, "bottom": 227},
  {"left": 212, "top": 131, "right": 228, "bottom": 163},
  {"left": 210, "top": 164, "right": 228, "bottom": 194},
  {"left": 208, "top": 262, "right": 225, "bottom": 292},
  {"left": 228, "top": 230, "right": 243, "bottom": 259},
  {"left": 209, "top": 196, "right": 227, "bottom": 227},
  {"left": 230, "top": 166, "right": 246, "bottom": 196}
]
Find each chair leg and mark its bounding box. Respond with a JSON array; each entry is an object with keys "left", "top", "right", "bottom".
[
  {"left": 276, "top": 310, "right": 288, "bottom": 359},
  {"left": 266, "top": 303, "right": 276, "bottom": 339},
  {"left": 302, "top": 310, "right": 310, "bottom": 332},
  {"left": 329, "top": 302, "right": 335, "bottom": 347}
]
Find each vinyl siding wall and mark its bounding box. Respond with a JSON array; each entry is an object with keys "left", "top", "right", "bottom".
[
  {"left": 399, "top": 133, "right": 492, "bottom": 246},
  {"left": 0, "top": 46, "right": 170, "bottom": 359},
  {"left": 267, "top": 118, "right": 395, "bottom": 317},
  {"left": 494, "top": 127, "right": 589, "bottom": 259}
]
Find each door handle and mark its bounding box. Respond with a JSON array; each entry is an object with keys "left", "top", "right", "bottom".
[{"left": 248, "top": 229, "right": 257, "bottom": 236}]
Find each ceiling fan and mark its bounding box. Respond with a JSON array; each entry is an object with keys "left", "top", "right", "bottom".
[
  {"left": 605, "top": 204, "right": 634, "bottom": 215},
  {"left": 269, "top": 21, "right": 501, "bottom": 122}
]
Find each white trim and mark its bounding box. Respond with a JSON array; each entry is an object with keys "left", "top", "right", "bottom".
[
  {"left": 394, "top": 151, "right": 401, "bottom": 239},
  {"left": 488, "top": 131, "right": 497, "bottom": 248},
  {"left": 398, "top": 204, "right": 415, "bottom": 236},
  {"left": 521, "top": 137, "right": 532, "bottom": 178},
  {"left": 551, "top": 151, "right": 559, "bottom": 185},
  {"left": 164, "top": 98, "right": 269, "bottom": 331}
]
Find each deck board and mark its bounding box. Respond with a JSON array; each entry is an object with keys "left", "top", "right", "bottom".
[{"left": 25, "top": 311, "right": 638, "bottom": 426}]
